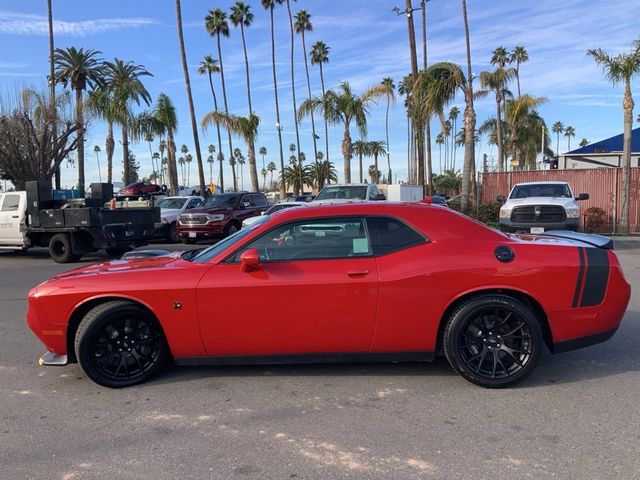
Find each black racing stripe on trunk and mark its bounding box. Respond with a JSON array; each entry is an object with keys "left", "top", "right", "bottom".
[
  {"left": 572, "top": 247, "right": 586, "bottom": 308},
  {"left": 580, "top": 248, "right": 610, "bottom": 307}
]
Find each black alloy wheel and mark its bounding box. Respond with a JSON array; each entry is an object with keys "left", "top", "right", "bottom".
[
  {"left": 443, "top": 295, "right": 542, "bottom": 388},
  {"left": 75, "top": 301, "right": 168, "bottom": 388}
]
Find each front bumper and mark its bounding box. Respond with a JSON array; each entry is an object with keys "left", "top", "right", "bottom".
[
  {"left": 177, "top": 223, "right": 225, "bottom": 239},
  {"left": 499, "top": 218, "right": 579, "bottom": 233}
]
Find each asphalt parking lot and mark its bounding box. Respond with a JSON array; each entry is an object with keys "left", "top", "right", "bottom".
[{"left": 1, "top": 239, "right": 639, "bottom": 480}]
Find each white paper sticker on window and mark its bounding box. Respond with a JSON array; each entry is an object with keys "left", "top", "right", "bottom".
[{"left": 353, "top": 238, "right": 369, "bottom": 254}]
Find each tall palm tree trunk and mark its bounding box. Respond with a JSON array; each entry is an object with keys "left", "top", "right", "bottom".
[
  {"left": 216, "top": 33, "right": 237, "bottom": 191},
  {"left": 620, "top": 80, "right": 634, "bottom": 234},
  {"left": 206, "top": 72, "right": 224, "bottom": 191},
  {"left": 460, "top": 0, "right": 476, "bottom": 213},
  {"left": 496, "top": 95, "right": 504, "bottom": 171},
  {"left": 167, "top": 132, "right": 179, "bottom": 194},
  {"left": 176, "top": 0, "right": 205, "bottom": 194},
  {"left": 516, "top": 61, "right": 521, "bottom": 98},
  {"left": 358, "top": 153, "right": 363, "bottom": 184},
  {"left": 239, "top": 23, "right": 259, "bottom": 192},
  {"left": 106, "top": 121, "right": 114, "bottom": 184},
  {"left": 342, "top": 123, "right": 352, "bottom": 183},
  {"left": 122, "top": 124, "right": 130, "bottom": 185},
  {"left": 286, "top": 0, "right": 301, "bottom": 176},
  {"left": 422, "top": 0, "right": 433, "bottom": 194},
  {"left": 385, "top": 97, "right": 392, "bottom": 184},
  {"left": 404, "top": 0, "right": 423, "bottom": 190},
  {"left": 47, "top": 0, "right": 60, "bottom": 189},
  {"left": 301, "top": 30, "right": 319, "bottom": 188},
  {"left": 75, "top": 88, "right": 85, "bottom": 193},
  {"left": 374, "top": 153, "right": 380, "bottom": 183},
  {"left": 319, "top": 61, "right": 329, "bottom": 165},
  {"left": 268, "top": 6, "right": 286, "bottom": 199}
]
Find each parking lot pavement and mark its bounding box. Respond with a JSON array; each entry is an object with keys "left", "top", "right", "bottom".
[{"left": 1, "top": 242, "right": 639, "bottom": 480}]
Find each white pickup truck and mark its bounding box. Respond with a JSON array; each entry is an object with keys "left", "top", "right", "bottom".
[
  {"left": 497, "top": 181, "right": 589, "bottom": 233},
  {"left": 0, "top": 185, "right": 158, "bottom": 263}
]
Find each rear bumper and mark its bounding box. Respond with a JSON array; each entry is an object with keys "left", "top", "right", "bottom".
[{"left": 552, "top": 326, "right": 618, "bottom": 353}]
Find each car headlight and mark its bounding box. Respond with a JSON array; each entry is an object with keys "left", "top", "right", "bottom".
[
  {"left": 565, "top": 207, "right": 579, "bottom": 218},
  {"left": 206, "top": 214, "right": 225, "bottom": 221},
  {"left": 499, "top": 208, "right": 511, "bottom": 219}
]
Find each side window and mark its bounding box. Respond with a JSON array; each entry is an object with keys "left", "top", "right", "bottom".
[
  {"left": 252, "top": 194, "right": 268, "bottom": 207},
  {"left": 367, "top": 216, "right": 426, "bottom": 256},
  {"left": 1, "top": 194, "right": 20, "bottom": 212},
  {"left": 187, "top": 198, "right": 201, "bottom": 209},
  {"left": 231, "top": 217, "right": 371, "bottom": 262},
  {"left": 240, "top": 195, "right": 253, "bottom": 207}
]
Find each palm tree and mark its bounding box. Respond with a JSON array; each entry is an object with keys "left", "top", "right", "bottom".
[
  {"left": 234, "top": 148, "right": 245, "bottom": 190},
  {"left": 185, "top": 153, "right": 193, "bottom": 186},
  {"left": 381, "top": 77, "right": 395, "bottom": 184},
  {"left": 86, "top": 89, "right": 121, "bottom": 184},
  {"left": 282, "top": 163, "right": 312, "bottom": 194},
  {"left": 460, "top": 0, "right": 477, "bottom": 212},
  {"left": 54, "top": 46, "right": 104, "bottom": 192},
  {"left": 259, "top": 146, "right": 267, "bottom": 170},
  {"left": 180, "top": 144, "right": 189, "bottom": 185},
  {"left": 479, "top": 67, "right": 516, "bottom": 171},
  {"left": 309, "top": 159, "right": 337, "bottom": 190},
  {"left": 198, "top": 55, "right": 224, "bottom": 191},
  {"left": 352, "top": 140, "right": 369, "bottom": 183},
  {"left": 564, "top": 125, "right": 576, "bottom": 151},
  {"left": 202, "top": 111, "right": 260, "bottom": 193},
  {"left": 587, "top": 40, "right": 640, "bottom": 225},
  {"left": 368, "top": 164, "right": 381, "bottom": 184},
  {"left": 47, "top": 0, "right": 60, "bottom": 189},
  {"left": 285, "top": 0, "right": 301, "bottom": 166},
  {"left": 267, "top": 161, "right": 277, "bottom": 189},
  {"left": 367, "top": 141, "right": 387, "bottom": 183},
  {"left": 153, "top": 152, "right": 161, "bottom": 182},
  {"left": 505, "top": 94, "right": 548, "bottom": 169},
  {"left": 510, "top": 45, "right": 529, "bottom": 97},
  {"left": 448, "top": 106, "right": 460, "bottom": 171},
  {"left": 435, "top": 132, "right": 445, "bottom": 174},
  {"left": 261, "top": 0, "right": 286, "bottom": 199},
  {"left": 398, "top": 75, "right": 413, "bottom": 180},
  {"left": 311, "top": 41, "right": 330, "bottom": 165},
  {"left": 294, "top": 9, "right": 319, "bottom": 176},
  {"left": 153, "top": 93, "right": 179, "bottom": 194},
  {"left": 102, "top": 58, "right": 152, "bottom": 185},
  {"left": 551, "top": 121, "right": 564, "bottom": 156},
  {"left": 176, "top": 0, "right": 205, "bottom": 195},
  {"left": 158, "top": 139, "right": 167, "bottom": 185},
  {"left": 298, "top": 82, "right": 388, "bottom": 183},
  {"left": 205, "top": 8, "right": 236, "bottom": 191},
  {"left": 490, "top": 46, "right": 509, "bottom": 68},
  {"left": 260, "top": 167, "right": 268, "bottom": 190},
  {"left": 207, "top": 144, "right": 215, "bottom": 183},
  {"left": 579, "top": 138, "right": 589, "bottom": 148},
  {"left": 178, "top": 156, "right": 186, "bottom": 186}
]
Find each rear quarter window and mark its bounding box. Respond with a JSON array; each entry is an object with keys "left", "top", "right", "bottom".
[{"left": 366, "top": 216, "right": 426, "bottom": 255}]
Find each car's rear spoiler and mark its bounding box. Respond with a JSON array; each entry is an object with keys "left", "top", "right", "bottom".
[{"left": 543, "top": 231, "right": 614, "bottom": 250}]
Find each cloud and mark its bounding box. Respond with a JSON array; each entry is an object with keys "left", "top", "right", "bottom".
[{"left": 0, "top": 11, "right": 157, "bottom": 37}]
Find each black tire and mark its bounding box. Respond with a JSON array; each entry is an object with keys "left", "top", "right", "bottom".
[
  {"left": 49, "top": 233, "right": 79, "bottom": 263},
  {"left": 224, "top": 221, "right": 240, "bottom": 237},
  {"left": 167, "top": 222, "right": 178, "bottom": 243},
  {"left": 443, "top": 294, "right": 543, "bottom": 388},
  {"left": 105, "top": 247, "right": 128, "bottom": 258},
  {"left": 74, "top": 301, "right": 168, "bottom": 388}
]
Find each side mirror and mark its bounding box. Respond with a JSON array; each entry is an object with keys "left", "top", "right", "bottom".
[
  {"left": 576, "top": 193, "right": 589, "bottom": 201},
  {"left": 240, "top": 248, "right": 260, "bottom": 271},
  {"left": 496, "top": 194, "right": 506, "bottom": 202}
]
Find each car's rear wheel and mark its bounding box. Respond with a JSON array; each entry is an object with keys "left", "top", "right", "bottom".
[
  {"left": 75, "top": 301, "right": 168, "bottom": 388},
  {"left": 224, "top": 222, "right": 240, "bottom": 237},
  {"left": 49, "top": 233, "right": 80, "bottom": 263},
  {"left": 443, "top": 295, "right": 542, "bottom": 388}
]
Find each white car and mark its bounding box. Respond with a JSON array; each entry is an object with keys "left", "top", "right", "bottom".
[
  {"left": 241, "top": 201, "right": 307, "bottom": 228},
  {"left": 155, "top": 196, "right": 204, "bottom": 242},
  {"left": 314, "top": 184, "right": 386, "bottom": 202}
]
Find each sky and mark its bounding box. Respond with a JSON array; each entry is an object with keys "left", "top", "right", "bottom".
[{"left": 0, "top": 0, "right": 638, "bottom": 189}]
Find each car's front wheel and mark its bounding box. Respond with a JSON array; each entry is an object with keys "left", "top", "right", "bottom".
[
  {"left": 443, "top": 294, "right": 543, "bottom": 388},
  {"left": 75, "top": 301, "right": 168, "bottom": 388}
]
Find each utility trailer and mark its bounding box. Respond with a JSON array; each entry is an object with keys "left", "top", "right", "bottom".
[{"left": 0, "top": 181, "right": 159, "bottom": 263}]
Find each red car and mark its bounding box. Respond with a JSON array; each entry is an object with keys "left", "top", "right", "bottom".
[
  {"left": 118, "top": 182, "right": 161, "bottom": 197},
  {"left": 27, "top": 202, "right": 630, "bottom": 388}
]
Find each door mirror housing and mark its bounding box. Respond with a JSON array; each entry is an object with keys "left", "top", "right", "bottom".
[
  {"left": 240, "top": 248, "right": 260, "bottom": 271},
  {"left": 496, "top": 194, "right": 506, "bottom": 202},
  {"left": 576, "top": 193, "right": 589, "bottom": 201}
]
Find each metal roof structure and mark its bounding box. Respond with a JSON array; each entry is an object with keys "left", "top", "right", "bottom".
[{"left": 567, "top": 127, "right": 640, "bottom": 155}]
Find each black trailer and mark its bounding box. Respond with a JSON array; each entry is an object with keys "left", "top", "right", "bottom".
[{"left": 25, "top": 181, "right": 159, "bottom": 263}]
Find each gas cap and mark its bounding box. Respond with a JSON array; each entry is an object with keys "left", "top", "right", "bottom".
[{"left": 495, "top": 245, "right": 515, "bottom": 263}]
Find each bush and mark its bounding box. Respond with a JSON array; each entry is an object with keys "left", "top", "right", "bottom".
[
  {"left": 584, "top": 207, "right": 610, "bottom": 233},
  {"left": 477, "top": 202, "right": 501, "bottom": 225}
]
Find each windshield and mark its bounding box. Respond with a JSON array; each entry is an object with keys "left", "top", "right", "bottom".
[
  {"left": 156, "top": 198, "right": 187, "bottom": 209},
  {"left": 266, "top": 203, "right": 302, "bottom": 214},
  {"left": 315, "top": 186, "right": 367, "bottom": 200},
  {"left": 510, "top": 184, "right": 572, "bottom": 199},
  {"left": 190, "top": 215, "right": 270, "bottom": 263},
  {"left": 202, "top": 194, "right": 239, "bottom": 208}
]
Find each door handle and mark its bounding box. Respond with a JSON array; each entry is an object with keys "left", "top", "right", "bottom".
[
  {"left": 347, "top": 270, "right": 369, "bottom": 277},
  {"left": 11, "top": 215, "right": 19, "bottom": 219}
]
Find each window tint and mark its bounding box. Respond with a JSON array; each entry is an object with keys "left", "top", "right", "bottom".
[
  {"left": 1, "top": 194, "right": 20, "bottom": 212},
  {"left": 231, "top": 217, "right": 371, "bottom": 262},
  {"left": 251, "top": 194, "right": 268, "bottom": 207},
  {"left": 366, "top": 217, "right": 426, "bottom": 255}
]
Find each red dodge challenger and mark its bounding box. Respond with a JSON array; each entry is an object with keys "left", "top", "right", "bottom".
[{"left": 27, "top": 202, "right": 631, "bottom": 388}]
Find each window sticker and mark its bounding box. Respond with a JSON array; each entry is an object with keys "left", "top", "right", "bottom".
[{"left": 353, "top": 238, "right": 369, "bottom": 254}]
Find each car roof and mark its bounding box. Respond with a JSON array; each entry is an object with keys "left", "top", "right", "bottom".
[
  {"left": 270, "top": 200, "right": 429, "bottom": 221},
  {"left": 513, "top": 181, "right": 570, "bottom": 186}
]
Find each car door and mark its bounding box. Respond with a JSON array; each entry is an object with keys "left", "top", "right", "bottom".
[
  {"left": 0, "top": 193, "right": 25, "bottom": 245},
  {"left": 196, "top": 216, "right": 379, "bottom": 356}
]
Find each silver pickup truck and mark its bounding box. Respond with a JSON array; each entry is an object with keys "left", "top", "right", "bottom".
[{"left": 497, "top": 181, "right": 589, "bottom": 234}]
